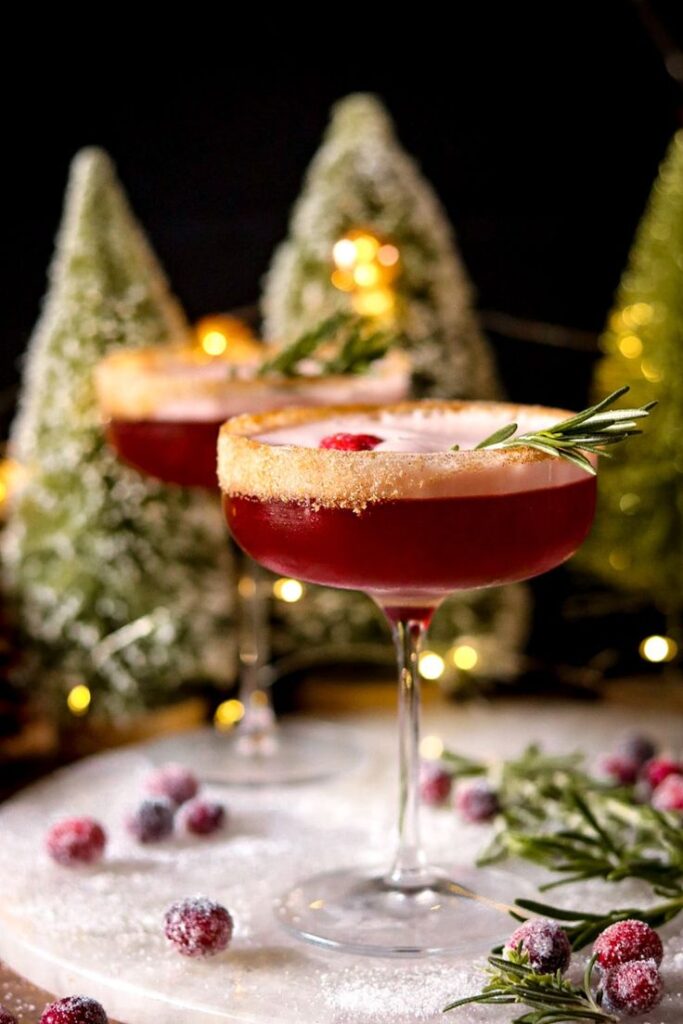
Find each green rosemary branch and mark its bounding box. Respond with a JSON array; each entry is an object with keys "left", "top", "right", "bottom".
[
  {"left": 443, "top": 952, "right": 616, "bottom": 1023},
  {"left": 257, "top": 312, "right": 399, "bottom": 377},
  {"left": 453, "top": 387, "right": 656, "bottom": 474}
]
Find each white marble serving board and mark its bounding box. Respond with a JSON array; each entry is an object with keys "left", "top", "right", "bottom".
[{"left": 1, "top": 702, "right": 683, "bottom": 1023}]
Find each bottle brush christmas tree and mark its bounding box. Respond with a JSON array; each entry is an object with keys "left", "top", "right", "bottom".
[
  {"left": 3, "top": 148, "right": 231, "bottom": 718},
  {"left": 263, "top": 94, "right": 529, "bottom": 686},
  {"left": 262, "top": 92, "right": 500, "bottom": 399},
  {"left": 579, "top": 131, "right": 683, "bottom": 631}
]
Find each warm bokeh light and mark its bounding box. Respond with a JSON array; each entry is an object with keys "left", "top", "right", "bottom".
[
  {"left": 640, "top": 359, "right": 662, "bottom": 383},
  {"left": 377, "top": 244, "right": 400, "bottom": 267},
  {"left": 194, "top": 315, "right": 259, "bottom": 360},
  {"left": 332, "top": 238, "right": 358, "bottom": 269},
  {"left": 0, "top": 457, "right": 27, "bottom": 512},
  {"left": 608, "top": 549, "right": 630, "bottom": 571},
  {"left": 418, "top": 651, "right": 445, "bottom": 680},
  {"left": 201, "top": 330, "right": 228, "bottom": 356},
  {"left": 353, "top": 263, "right": 380, "bottom": 288},
  {"left": 619, "top": 493, "right": 640, "bottom": 514},
  {"left": 67, "top": 684, "right": 91, "bottom": 716},
  {"left": 273, "top": 577, "right": 305, "bottom": 603},
  {"left": 238, "top": 575, "right": 257, "bottom": 599},
  {"left": 420, "top": 735, "right": 445, "bottom": 760},
  {"left": 330, "top": 229, "right": 400, "bottom": 319},
  {"left": 639, "top": 634, "right": 678, "bottom": 663},
  {"left": 214, "top": 699, "right": 246, "bottom": 730},
  {"left": 618, "top": 335, "right": 643, "bottom": 359},
  {"left": 353, "top": 288, "right": 395, "bottom": 317},
  {"left": 451, "top": 644, "right": 479, "bottom": 671}
]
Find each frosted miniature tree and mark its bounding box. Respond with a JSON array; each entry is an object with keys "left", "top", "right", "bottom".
[
  {"left": 3, "top": 148, "right": 231, "bottom": 717},
  {"left": 579, "top": 131, "right": 683, "bottom": 623},
  {"left": 264, "top": 95, "right": 530, "bottom": 687},
  {"left": 262, "top": 92, "right": 500, "bottom": 399}
]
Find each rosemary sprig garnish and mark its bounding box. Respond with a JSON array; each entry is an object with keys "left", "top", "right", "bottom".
[
  {"left": 453, "top": 387, "right": 656, "bottom": 474},
  {"left": 257, "top": 312, "right": 399, "bottom": 378},
  {"left": 444, "top": 952, "right": 616, "bottom": 1023}
]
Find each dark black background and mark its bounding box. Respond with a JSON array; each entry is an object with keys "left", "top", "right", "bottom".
[{"left": 2, "top": 2, "right": 682, "bottom": 418}]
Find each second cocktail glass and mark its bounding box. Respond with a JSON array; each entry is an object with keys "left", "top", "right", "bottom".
[{"left": 218, "top": 400, "right": 597, "bottom": 952}]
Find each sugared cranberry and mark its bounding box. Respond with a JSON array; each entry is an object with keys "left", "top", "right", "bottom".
[
  {"left": 595, "top": 753, "right": 639, "bottom": 786},
  {"left": 180, "top": 799, "right": 226, "bottom": 836},
  {"left": 319, "top": 433, "right": 383, "bottom": 451},
  {"left": 455, "top": 779, "right": 499, "bottom": 822},
  {"left": 642, "top": 756, "right": 683, "bottom": 790},
  {"left": 39, "top": 995, "right": 108, "bottom": 1024},
  {"left": 0, "top": 1007, "right": 18, "bottom": 1024},
  {"left": 593, "top": 919, "right": 663, "bottom": 970},
  {"left": 145, "top": 763, "right": 199, "bottom": 807},
  {"left": 126, "top": 798, "right": 175, "bottom": 843},
  {"left": 603, "top": 959, "right": 663, "bottom": 1016},
  {"left": 504, "top": 918, "right": 572, "bottom": 974},
  {"left": 46, "top": 818, "right": 106, "bottom": 866},
  {"left": 419, "top": 763, "right": 452, "bottom": 807},
  {"left": 164, "top": 896, "right": 233, "bottom": 957},
  {"left": 651, "top": 773, "right": 683, "bottom": 811},
  {"left": 617, "top": 734, "right": 657, "bottom": 767}
]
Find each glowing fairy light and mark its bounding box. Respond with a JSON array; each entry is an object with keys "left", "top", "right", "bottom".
[
  {"left": 330, "top": 229, "right": 400, "bottom": 318},
  {"left": 67, "top": 684, "right": 91, "bottom": 716},
  {"left": 451, "top": 644, "right": 479, "bottom": 671},
  {"left": 640, "top": 359, "right": 662, "bottom": 383},
  {"left": 273, "top": 578, "right": 304, "bottom": 603},
  {"left": 420, "top": 735, "right": 445, "bottom": 760},
  {"left": 214, "top": 699, "right": 245, "bottom": 730},
  {"left": 639, "top": 635, "right": 678, "bottom": 663},
  {"left": 201, "top": 330, "right": 228, "bottom": 356},
  {"left": 618, "top": 335, "right": 643, "bottom": 359},
  {"left": 195, "top": 315, "right": 258, "bottom": 359},
  {"left": 418, "top": 651, "right": 445, "bottom": 680}
]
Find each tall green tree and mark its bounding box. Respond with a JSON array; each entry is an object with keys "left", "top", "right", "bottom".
[
  {"left": 3, "top": 148, "right": 231, "bottom": 717},
  {"left": 579, "top": 131, "right": 683, "bottom": 623}
]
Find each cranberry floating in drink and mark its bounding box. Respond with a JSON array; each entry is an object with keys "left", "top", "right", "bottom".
[{"left": 218, "top": 390, "right": 653, "bottom": 955}]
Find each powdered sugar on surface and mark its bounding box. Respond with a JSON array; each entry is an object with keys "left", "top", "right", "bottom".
[{"left": 0, "top": 701, "right": 682, "bottom": 1023}]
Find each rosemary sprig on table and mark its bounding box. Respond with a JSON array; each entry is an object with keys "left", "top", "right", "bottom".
[
  {"left": 257, "top": 312, "right": 399, "bottom": 378},
  {"left": 444, "top": 952, "right": 616, "bottom": 1023},
  {"left": 453, "top": 386, "right": 656, "bottom": 474}
]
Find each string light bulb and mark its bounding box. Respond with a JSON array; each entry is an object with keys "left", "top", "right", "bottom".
[
  {"left": 420, "top": 735, "right": 445, "bottom": 760},
  {"left": 451, "top": 644, "right": 479, "bottom": 671},
  {"left": 639, "top": 635, "right": 678, "bottom": 663},
  {"left": 67, "top": 684, "right": 91, "bottom": 716},
  {"left": 194, "top": 315, "right": 259, "bottom": 360},
  {"left": 273, "top": 578, "right": 304, "bottom": 603},
  {"left": 418, "top": 651, "right": 445, "bottom": 680},
  {"left": 214, "top": 699, "right": 245, "bottom": 730},
  {"left": 330, "top": 228, "right": 400, "bottom": 319}
]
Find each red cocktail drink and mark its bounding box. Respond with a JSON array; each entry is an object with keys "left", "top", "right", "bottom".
[
  {"left": 108, "top": 418, "right": 224, "bottom": 489},
  {"left": 218, "top": 399, "right": 599, "bottom": 955}
]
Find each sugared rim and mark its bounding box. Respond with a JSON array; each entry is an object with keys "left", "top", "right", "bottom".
[
  {"left": 218, "top": 400, "right": 593, "bottom": 509},
  {"left": 95, "top": 344, "right": 410, "bottom": 421}
]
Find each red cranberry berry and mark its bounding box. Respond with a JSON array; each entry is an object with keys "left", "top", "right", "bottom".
[
  {"left": 595, "top": 753, "right": 639, "bottom": 786},
  {"left": 617, "top": 734, "right": 657, "bottom": 767},
  {"left": 0, "top": 1007, "right": 18, "bottom": 1024},
  {"left": 419, "top": 763, "right": 452, "bottom": 807},
  {"left": 126, "top": 798, "right": 175, "bottom": 843},
  {"left": 603, "top": 959, "right": 663, "bottom": 1016},
  {"left": 46, "top": 818, "right": 106, "bottom": 866},
  {"left": 651, "top": 773, "right": 683, "bottom": 811},
  {"left": 642, "top": 757, "right": 683, "bottom": 790},
  {"left": 39, "top": 996, "right": 108, "bottom": 1024},
  {"left": 593, "top": 919, "right": 663, "bottom": 970},
  {"left": 455, "top": 779, "right": 499, "bottom": 823},
  {"left": 145, "top": 763, "right": 199, "bottom": 807},
  {"left": 180, "top": 799, "right": 226, "bottom": 836},
  {"left": 319, "top": 433, "right": 383, "bottom": 451},
  {"left": 504, "top": 918, "right": 572, "bottom": 974},
  {"left": 164, "top": 896, "right": 234, "bottom": 957}
]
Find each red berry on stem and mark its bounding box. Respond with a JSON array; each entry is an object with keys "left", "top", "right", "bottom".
[
  {"left": 504, "top": 918, "right": 572, "bottom": 974},
  {"left": 0, "top": 1007, "right": 18, "bottom": 1024},
  {"left": 651, "top": 773, "right": 683, "bottom": 811},
  {"left": 145, "top": 763, "right": 199, "bottom": 807},
  {"left": 603, "top": 959, "right": 663, "bottom": 1016},
  {"left": 319, "top": 433, "right": 383, "bottom": 451},
  {"left": 46, "top": 818, "right": 106, "bottom": 867},
  {"left": 164, "top": 897, "right": 233, "bottom": 957},
  {"left": 419, "top": 763, "right": 452, "bottom": 806},
  {"left": 39, "top": 996, "right": 108, "bottom": 1024},
  {"left": 455, "top": 779, "right": 499, "bottom": 822},
  {"left": 595, "top": 753, "right": 639, "bottom": 786},
  {"left": 593, "top": 919, "right": 663, "bottom": 970},
  {"left": 180, "top": 799, "right": 226, "bottom": 836},
  {"left": 126, "top": 798, "right": 175, "bottom": 843},
  {"left": 642, "top": 756, "right": 683, "bottom": 789}
]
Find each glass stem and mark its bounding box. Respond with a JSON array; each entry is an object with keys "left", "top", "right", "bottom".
[
  {"left": 235, "top": 550, "right": 276, "bottom": 740},
  {"left": 387, "top": 618, "right": 432, "bottom": 889}
]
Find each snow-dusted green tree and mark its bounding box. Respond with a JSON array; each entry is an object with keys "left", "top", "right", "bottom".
[
  {"left": 262, "top": 92, "right": 500, "bottom": 399},
  {"left": 264, "top": 94, "right": 530, "bottom": 688},
  {"left": 3, "top": 148, "right": 231, "bottom": 717}
]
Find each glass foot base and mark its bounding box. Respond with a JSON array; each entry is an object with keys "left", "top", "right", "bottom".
[
  {"left": 146, "top": 722, "right": 362, "bottom": 786},
  {"left": 278, "top": 863, "right": 528, "bottom": 957}
]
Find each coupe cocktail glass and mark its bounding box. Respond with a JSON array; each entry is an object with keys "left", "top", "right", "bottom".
[
  {"left": 96, "top": 342, "right": 410, "bottom": 784},
  {"left": 218, "top": 400, "right": 597, "bottom": 953}
]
